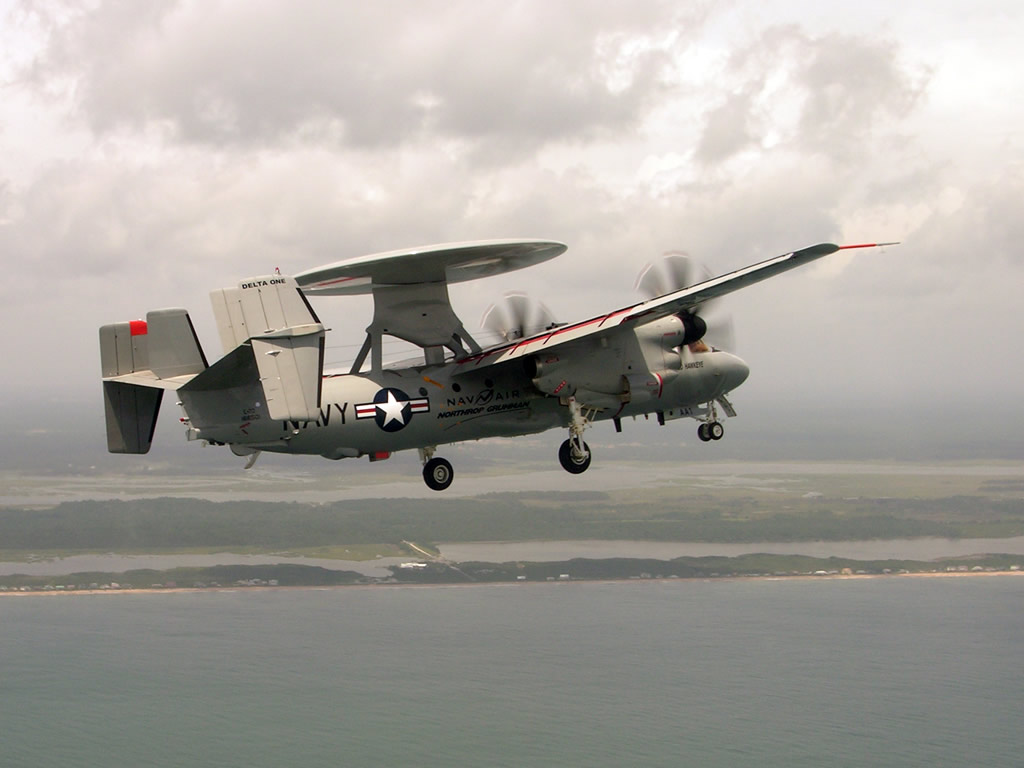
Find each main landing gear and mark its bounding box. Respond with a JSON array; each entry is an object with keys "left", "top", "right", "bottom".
[
  {"left": 558, "top": 396, "right": 595, "bottom": 475},
  {"left": 559, "top": 438, "right": 591, "bottom": 473},
  {"left": 419, "top": 447, "right": 453, "bottom": 491}
]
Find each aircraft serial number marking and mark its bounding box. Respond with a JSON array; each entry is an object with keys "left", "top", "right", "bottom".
[{"left": 240, "top": 278, "right": 288, "bottom": 289}]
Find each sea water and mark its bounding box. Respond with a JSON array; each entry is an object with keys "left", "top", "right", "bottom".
[{"left": 2, "top": 577, "right": 1022, "bottom": 767}]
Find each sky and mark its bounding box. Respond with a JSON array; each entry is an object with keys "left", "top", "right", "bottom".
[{"left": 2, "top": 0, "right": 1022, "bottom": 470}]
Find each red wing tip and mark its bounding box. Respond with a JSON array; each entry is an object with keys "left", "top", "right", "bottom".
[{"left": 838, "top": 242, "right": 900, "bottom": 250}]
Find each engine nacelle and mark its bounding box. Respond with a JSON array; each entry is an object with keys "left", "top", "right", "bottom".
[
  {"left": 622, "top": 373, "right": 662, "bottom": 405},
  {"left": 527, "top": 353, "right": 628, "bottom": 402},
  {"left": 645, "top": 314, "right": 706, "bottom": 350},
  {"left": 527, "top": 354, "right": 670, "bottom": 408},
  {"left": 526, "top": 354, "right": 576, "bottom": 397}
]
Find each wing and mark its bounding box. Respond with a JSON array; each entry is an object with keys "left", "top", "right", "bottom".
[{"left": 456, "top": 242, "right": 894, "bottom": 370}]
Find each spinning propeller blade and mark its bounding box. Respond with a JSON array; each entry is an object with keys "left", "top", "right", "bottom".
[
  {"left": 635, "top": 252, "right": 735, "bottom": 350},
  {"left": 481, "top": 292, "right": 557, "bottom": 343}
]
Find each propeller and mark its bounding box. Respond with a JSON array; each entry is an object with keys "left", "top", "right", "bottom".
[
  {"left": 635, "top": 251, "right": 735, "bottom": 351},
  {"left": 481, "top": 292, "right": 558, "bottom": 343}
]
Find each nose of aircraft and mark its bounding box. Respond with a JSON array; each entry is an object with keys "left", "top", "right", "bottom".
[{"left": 718, "top": 352, "right": 750, "bottom": 392}]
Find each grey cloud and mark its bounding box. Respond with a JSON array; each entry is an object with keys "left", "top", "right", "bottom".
[
  {"left": 794, "top": 32, "right": 926, "bottom": 160},
  {"left": 699, "top": 25, "right": 927, "bottom": 167},
  {"left": 24, "top": 0, "right": 689, "bottom": 151},
  {"left": 906, "top": 173, "right": 1024, "bottom": 276},
  {"left": 694, "top": 90, "right": 757, "bottom": 166}
]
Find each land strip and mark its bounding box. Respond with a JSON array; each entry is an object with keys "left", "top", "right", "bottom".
[{"left": 2, "top": 553, "right": 1022, "bottom": 594}]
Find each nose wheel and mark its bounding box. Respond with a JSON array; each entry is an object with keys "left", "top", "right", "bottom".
[
  {"left": 697, "top": 398, "right": 726, "bottom": 442},
  {"left": 697, "top": 421, "right": 724, "bottom": 442}
]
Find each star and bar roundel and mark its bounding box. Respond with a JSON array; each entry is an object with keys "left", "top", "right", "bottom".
[{"left": 354, "top": 388, "right": 430, "bottom": 432}]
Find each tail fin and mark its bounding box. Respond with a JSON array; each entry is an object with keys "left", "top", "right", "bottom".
[
  {"left": 100, "top": 309, "right": 208, "bottom": 383},
  {"left": 99, "top": 309, "right": 208, "bottom": 453},
  {"left": 102, "top": 381, "right": 163, "bottom": 454},
  {"left": 205, "top": 275, "right": 325, "bottom": 421},
  {"left": 100, "top": 277, "right": 325, "bottom": 452}
]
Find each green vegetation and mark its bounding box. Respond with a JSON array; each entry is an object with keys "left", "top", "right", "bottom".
[
  {"left": 0, "top": 563, "right": 364, "bottom": 590},
  {"left": 0, "top": 543, "right": 405, "bottom": 563},
  {"left": 2, "top": 555, "right": 1020, "bottom": 592},
  {"left": 428, "top": 553, "right": 1024, "bottom": 583},
  {"left": 2, "top": 466, "right": 1023, "bottom": 593},
  {"left": 1, "top": 481, "right": 1023, "bottom": 562}
]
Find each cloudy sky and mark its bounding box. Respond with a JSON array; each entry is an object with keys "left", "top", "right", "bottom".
[{"left": 2, "top": 0, "right": 1022, "bottom": 468}]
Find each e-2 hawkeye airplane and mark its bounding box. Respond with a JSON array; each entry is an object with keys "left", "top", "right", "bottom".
[{"left": 100, "top": 239, "right": 892, "bottom": 490}]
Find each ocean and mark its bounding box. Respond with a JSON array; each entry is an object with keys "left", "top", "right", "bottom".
[{"left": 2, "top": 577, "right": 1022, "bottom": 767}]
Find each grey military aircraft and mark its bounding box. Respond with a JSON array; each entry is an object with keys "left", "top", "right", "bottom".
[{"left": 100, "top": 239, "right": 892, "bottom": 490}]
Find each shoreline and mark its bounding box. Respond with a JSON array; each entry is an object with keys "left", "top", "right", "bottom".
[{"left": 3, "top": 569, "right": 1022, "bottom": 597}]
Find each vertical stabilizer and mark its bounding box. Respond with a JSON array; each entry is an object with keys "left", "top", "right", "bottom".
[
  {"left": 208, "top": 276, "right": 325, "bottom": 421},
  {"left": 99, "top": 310, "right": 207, "bottom": 454},
  {"left": 146, "top": 308, "right": 208, "bottom": 379},
  {"left": 99, "top": 319, "right": 162, "bottom": 453},
  {"left": 99, "top": 319, "right": 150, "bottom": 377},
  {"left": 102, "top": 381, "right": 163, "bottom": 453},
  {"left": 100, "top": 310, "right": 207, "bottom": 380}
]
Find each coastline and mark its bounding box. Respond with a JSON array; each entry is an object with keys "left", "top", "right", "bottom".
[{"left": 4, "top": 568, "right": 1022, "bottom": 597}]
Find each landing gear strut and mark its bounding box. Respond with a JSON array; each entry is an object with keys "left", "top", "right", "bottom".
[
  {"left": 558, "top": 396, "right": 595, "bottom": 474},
  {"left": 419, "top": 447, "right": 453, "bottom": 491}
]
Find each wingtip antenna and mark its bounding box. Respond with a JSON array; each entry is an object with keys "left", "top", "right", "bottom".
[{"left": 838, "top": 241, "right": 901, "bottom": 250}]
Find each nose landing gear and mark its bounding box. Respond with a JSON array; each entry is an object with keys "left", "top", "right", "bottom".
[
  {"left": 697, "top": 421, "right": 724, "bottom": 442},
  {"left": 697, "top": 398, "right": 726, "bottom": 442}
]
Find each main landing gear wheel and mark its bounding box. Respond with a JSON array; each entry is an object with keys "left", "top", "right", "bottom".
[
  {"left": 423, "top": 457, "right": 454, "bottom": 491},
  {"left": 558, "top": 439, "right": 592, "bottom": 474},
  {"left": 698, "top": 422, "right": 725, "bottom": 442}
]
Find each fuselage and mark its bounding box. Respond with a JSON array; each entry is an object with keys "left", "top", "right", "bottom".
[{"left": 182, "top": 345, "right": 749, "bottom": 460}]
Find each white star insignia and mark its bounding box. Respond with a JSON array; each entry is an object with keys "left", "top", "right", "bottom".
[{"left": 375, "top": 390, "right": 407, "bottom": 427}]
